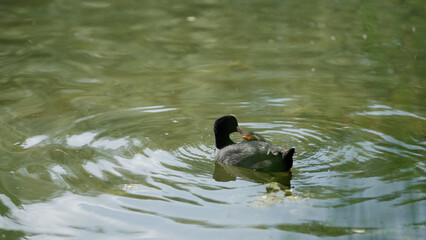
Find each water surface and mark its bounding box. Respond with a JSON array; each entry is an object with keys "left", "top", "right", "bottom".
[{"left": 0, "top": 0, "right": 425, "bottom": 239}]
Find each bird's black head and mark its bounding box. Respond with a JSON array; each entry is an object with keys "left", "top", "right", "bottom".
[{"left": 213, "top": 115, "right": 244, "bottom": 149}]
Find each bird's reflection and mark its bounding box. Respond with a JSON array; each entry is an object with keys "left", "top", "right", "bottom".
[{"left": 213, "top": 162, "right": 292, "bottom": 194}]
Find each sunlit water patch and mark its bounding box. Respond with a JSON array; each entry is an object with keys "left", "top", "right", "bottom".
[{"left": 2, "top": 97, "right": 424, "bottom": 239}]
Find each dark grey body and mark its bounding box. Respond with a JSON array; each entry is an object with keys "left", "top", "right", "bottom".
[{"left": 215, "top": 141, "right": 294, "bottom": 172}]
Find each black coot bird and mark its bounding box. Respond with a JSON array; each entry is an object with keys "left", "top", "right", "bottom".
[{"left": 214, "top": 115, "right": 295, "bottom": 172}]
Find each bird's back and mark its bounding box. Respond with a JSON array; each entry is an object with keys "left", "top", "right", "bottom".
[{"left": 215, "top": 141, "right": 289, "bottom": 172}]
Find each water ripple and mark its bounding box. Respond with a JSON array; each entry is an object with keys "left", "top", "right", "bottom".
[
  {"left": 362, "top": 129, "right": 425, "bottom": 151},
  {"left": 357, "top": 109, "right": 426, "bottom": 120},
  {"left": 356, "top": 105, "right": 426, "bottom": 120}
]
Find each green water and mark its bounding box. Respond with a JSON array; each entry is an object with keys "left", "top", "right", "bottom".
[{"left": 1, "top": 0, "right": 425, "bottom": 239}]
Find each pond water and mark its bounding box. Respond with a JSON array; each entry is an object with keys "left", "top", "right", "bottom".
[{"left": 0, "top": 0, "right": 425, "bottom": 239}]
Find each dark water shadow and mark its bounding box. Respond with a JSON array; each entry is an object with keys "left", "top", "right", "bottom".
[
  {"left": 268, "top": 220, "right": 376, "bottom": 237},
  {"left": 0, "top": 229, "right": 27, "bottom": 240}
]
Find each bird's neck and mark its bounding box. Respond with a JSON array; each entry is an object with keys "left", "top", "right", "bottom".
[{"left": 215, "top": 133, "right": 235, "bottom": 149}]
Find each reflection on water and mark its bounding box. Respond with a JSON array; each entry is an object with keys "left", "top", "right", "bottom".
[
  {"left": 1, "top": 0, "right": 425, "bottom": 239},
  {"left": 213, "top": 162, "right": 292, "bottom": 190}
]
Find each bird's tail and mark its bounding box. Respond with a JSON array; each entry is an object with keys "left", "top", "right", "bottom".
[{"left": 282, "top": 148, "right": 295, "bottom": 171}]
